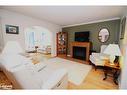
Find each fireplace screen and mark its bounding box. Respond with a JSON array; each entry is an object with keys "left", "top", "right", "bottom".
[{"left": 73, "top": 46, "right": 86, "bottom": 61}]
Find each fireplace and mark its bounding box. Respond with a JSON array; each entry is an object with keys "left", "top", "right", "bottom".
[
  {"left": 70, "top": 42, "right": 90, "bottom": 64},
  {"left": 73, "top": 46, "right": 86, "bottom": 61}
]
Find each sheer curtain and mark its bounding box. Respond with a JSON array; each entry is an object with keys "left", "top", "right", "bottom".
[
  {"left": 25, "top": 30, "right": 35, "bottom": 51},
  {"left": 25, "top": 27, "right": 51, "bottom": 51},
  {"left": 34, "top": 31, "right": 51, "bottom": 49},
  {"left": 25, "top": 31, "right": 47, "bottom": 51}
]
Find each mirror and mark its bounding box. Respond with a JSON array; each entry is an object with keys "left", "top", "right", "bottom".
[{"left": 98, "top": 28, "right": 109, "bottom": 43}]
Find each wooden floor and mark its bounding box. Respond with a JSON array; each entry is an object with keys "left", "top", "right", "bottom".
[
  {"left": 0, "top": 71, "right": 13, "bottom": 89},
  {"left": 58, "top": 55, "right": 118, "bottom": 89},
  {"left": 0, "top": 54, "right": 118, "bottom": 89},
  {"left": 68, "top": 69, "right": 118, "bottom": 89}
]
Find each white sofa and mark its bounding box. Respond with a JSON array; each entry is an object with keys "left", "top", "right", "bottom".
[{"left": 0, "top": 54, "right": 68, "bottom": 89}]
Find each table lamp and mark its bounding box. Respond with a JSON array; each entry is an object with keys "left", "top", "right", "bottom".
[
  {"left": 2, "top": 41, "right": 23, "bottom": 54},
  {"left": 103, "top": 44, "right": 122, "bottom": 64}
]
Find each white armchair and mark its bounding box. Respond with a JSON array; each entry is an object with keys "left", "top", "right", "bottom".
[{"left": 90, "top": 45, "right": 109, "bottom": 70}]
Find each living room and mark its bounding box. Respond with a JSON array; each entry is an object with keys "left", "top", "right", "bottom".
[
  {"left": 0, "top": 6, "right": 127, "bottom": 90},
  {"left": 59, "top": 19, "right": 120, "bottom": 60}
]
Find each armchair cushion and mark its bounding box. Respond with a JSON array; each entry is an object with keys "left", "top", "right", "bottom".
[
  {"left": 91, "top": 53, "right": 109, "bottom": 60},
  {"left": 89, "top": 45, "right": 109, "bottom": 67}
]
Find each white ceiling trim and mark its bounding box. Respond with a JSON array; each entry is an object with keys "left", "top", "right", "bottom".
[{"left": 62, "top": 17, "right": 120, "bottom": 28}]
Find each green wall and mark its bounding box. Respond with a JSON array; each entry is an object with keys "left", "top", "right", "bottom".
[{"left": 62, "top": 19, "right": 120, "bottom": 54}]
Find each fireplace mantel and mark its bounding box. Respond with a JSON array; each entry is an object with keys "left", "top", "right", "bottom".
[{"left": 70, "top": 42, "right": 90, "bottom": 64}]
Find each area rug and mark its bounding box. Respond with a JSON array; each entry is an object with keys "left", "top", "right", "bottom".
[{"left": 45, "top": 57, "right": 92, "bottom": 85}]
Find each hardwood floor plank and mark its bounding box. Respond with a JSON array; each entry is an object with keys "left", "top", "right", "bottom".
[{"left": 58, "top": 55, "right": 118, "bottom": 89}]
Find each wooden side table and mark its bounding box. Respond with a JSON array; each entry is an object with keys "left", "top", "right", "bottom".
[{"left": 103, "top": 60, "right": 120, "bottom": 85}]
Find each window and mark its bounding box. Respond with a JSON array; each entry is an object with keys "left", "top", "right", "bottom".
[{"left": 25, "top": 26, "right": 51, "bottom": 51}]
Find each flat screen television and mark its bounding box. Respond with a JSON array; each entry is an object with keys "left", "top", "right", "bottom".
[{"left": 75, "top": 31, "right": 89, "bottom": 42}]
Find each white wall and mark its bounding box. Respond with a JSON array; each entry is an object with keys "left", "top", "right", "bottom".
[
  {"left": 0, "top": 9, "right": 61, "bottom": 56},
  {"left": 120, "top": 46, "right": 127, "bottom": 89},
  {"left": 119, "top": 16, "right": 127, "bottom": 89},
  {"left": 0, "top": 18, "right": 4, "bottom": 52}
]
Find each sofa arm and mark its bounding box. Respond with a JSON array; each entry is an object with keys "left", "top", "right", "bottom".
[{"left": 41, "top": 69, "right": 68, "bottom": 89}]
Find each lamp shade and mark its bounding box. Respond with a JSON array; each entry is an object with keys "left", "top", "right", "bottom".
[
  {"left": 2, "top": 41, "right": 23, "bottom": 54},
  {"left": 103, "top": 44, "right": 122, "bottom": 56}
]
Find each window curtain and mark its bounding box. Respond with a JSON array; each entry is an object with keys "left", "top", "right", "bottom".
[
  {"left": 25, "top": 29, "right": 51, "bottom": 51},
  {"left": 25, "top": 31, "right": 35, "bottom": 51}
]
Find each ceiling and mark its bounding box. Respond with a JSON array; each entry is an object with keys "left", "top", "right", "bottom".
[{"left": 1, "top": 6, "right": 127, "bottom": 27}]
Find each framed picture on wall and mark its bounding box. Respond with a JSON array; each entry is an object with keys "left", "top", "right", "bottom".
[
  {"left": 6, "top": 25, "right": 19, "bottom": 34},
  {"left": 120, "top": 16, "right": 126, "bottom": 39}
]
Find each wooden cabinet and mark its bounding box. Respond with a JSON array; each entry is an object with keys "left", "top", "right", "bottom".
[{"left": 56, "top": 32, "right": 67, "bottom": 56}]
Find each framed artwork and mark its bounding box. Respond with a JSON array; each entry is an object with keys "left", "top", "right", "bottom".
[
  {"left": 120, "top": 16, "right": 126, "bottom": 39},
  {"left": 6, "top": 25, "right": 19, "bottom": 34},
  {"left": 98, "top": 28, "right": 110, "bottom": 43}
]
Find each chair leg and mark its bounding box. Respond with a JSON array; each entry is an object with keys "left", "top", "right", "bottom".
[{"left": 89, "top": 62, "right": 97, "bottom": 71}]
